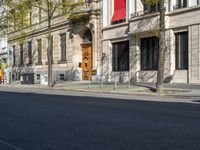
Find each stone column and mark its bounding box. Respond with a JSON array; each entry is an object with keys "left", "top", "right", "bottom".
[{"left": 129, "top": 35, "right": 140, "bottom": 82}]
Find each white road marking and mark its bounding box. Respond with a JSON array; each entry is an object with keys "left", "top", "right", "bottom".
[{"left": 0, "top": 139, "right": 23, "bottom": 150}]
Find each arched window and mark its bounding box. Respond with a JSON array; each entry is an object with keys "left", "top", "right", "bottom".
[{"left": 83, "top": 29, "right": 92, "bottom": 43}]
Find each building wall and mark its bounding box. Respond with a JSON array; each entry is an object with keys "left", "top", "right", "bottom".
[
  {"left": 103, "top": 23, "right": 129, "bottom": 82},
  {"left": 189, "top": 24, "right": 200, "bottom": 83},
  {"left": 9, "top": 1, "right": 103, "bottom": 82},
  {"left": 102, "top": 0, "right": 200, "bottom": 83}
]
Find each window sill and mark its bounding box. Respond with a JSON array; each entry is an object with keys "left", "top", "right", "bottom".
[
  {"left": 103, "top": 22, "right": 129, "bottom": 31},
  {"left": 112, "top": 70, "right": 129, "bottom": 72},
  {"left": 35, "top": 62, "right": 43, "bottom": 66},
  {"left": 175, "top": 69, "right": 188, "bottom": 70},
  {"left": 26, "top": 63, "right": 33, "bottom": 66},
  {"left": 45, "top": 61, "right": 54, "bottom": 65},
  {"left": 167, "top": 5, "right": 200, "bottom": 16},
  {"left": 58, "top": 60, "right": 67, "bottom": 64},
  {"left": 140, "top": 69, "right": 158, "bottom": 71},
  {"left": 111, "top": 19, "right": 126, "bottom": 25}
]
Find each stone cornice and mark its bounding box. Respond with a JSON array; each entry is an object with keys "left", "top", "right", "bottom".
[
  {"left": 166, "top": 5, "right": 200, "bottom": 16},
  {"left": 102, "top": 22, "right": 129, "bottom": 31}
]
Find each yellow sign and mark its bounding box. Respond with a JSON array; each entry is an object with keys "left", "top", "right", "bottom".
[{"left": 0, "top": 69, "right": 3, "bottom": 77}]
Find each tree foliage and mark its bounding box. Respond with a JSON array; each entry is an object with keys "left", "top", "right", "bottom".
[
  {"left": 1, "top": 0, "right": 83, "bottom": 86},
  {"left": 1, "top": 0, "right": 83, "bottom": 33},
  {"left": 0, "top": 0, "right": 8, "bottom": 35}
]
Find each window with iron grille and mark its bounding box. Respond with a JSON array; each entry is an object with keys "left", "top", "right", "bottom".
[
  {"left": 112, "top": 41, "right": 129, "bottom": 71},
  {"left": 50, "top": 36, "right": 53, "bottom": 62},
  {"left": 175, "top": 32, "right": 188, "bottom": 69},
  {"left": 13, "top": 45, "right": 16, "bottom": 66},
  {"left": 174, "top": 0, "right": 187, "bottom": 10},
  {"left": 37, "top": 39, "right": 42, "bottom": 64},
  {"left": 36, "top": 74, "right": 40, "bottom": 80},
  {"left": 141, "top": 37, "right": 159, "bottom": 70},
  {"left": 59, "top": 74, "right": 65, "bottom": 80},
  {"left": 28, "top": 41, "right": 32, "bottom": 64},
  {"left": 60, "top": 33, "right": 66, "bottom": 61},
  {"left": 20, "top": 44, "right": 24, "bottom": 65},
  {"left": 143, "top": 1, "right": 160, "bottom": 13}
]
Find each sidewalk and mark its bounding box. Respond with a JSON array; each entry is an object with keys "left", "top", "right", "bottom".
[{"left": 1, "top": 81, "right": 200, "bottom": 100}]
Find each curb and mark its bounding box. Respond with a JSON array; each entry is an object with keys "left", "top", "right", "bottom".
[{"left": 1, "top": 84, "right": 200, "bottom": 101}]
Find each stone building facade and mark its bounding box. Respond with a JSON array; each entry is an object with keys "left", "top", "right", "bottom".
[
  {"left": 0, "top": 37, "right": 7, "bottom": 63},
  {"left": 103, "top": 0, "right": 200, "bottom": 83},
  {"left": 9, "top": 0, "right": 102, "bottom": 82}
]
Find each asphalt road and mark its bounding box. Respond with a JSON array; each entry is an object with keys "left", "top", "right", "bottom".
[{"left": 0, "top": 90, "right": 200, "bottom": 150}]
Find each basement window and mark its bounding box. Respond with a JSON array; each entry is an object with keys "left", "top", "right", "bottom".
[{"left": 59, "top": 74, "right": 65, "bottom": 80}]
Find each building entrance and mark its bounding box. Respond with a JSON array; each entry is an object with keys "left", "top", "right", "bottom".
[{"left": 82, "top": 43, "right": 92, "bottom": 80}]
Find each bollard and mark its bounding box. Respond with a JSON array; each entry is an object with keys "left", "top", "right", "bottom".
[
  {"left": 88, "top": 74, "right": 92, "bottom": 88},
  {"left": 1, "top": 76, "right": 7, "bottom": 85},
  {"left": 100, "top": 75, "right": 103, "bottom": 90},
  {"left": 128, "top": 75, "right": 131, "bottom": 88},
  {"left": 4, "top": 76, "right": 7, "bottom": 85},
  {"left": 114, "top": 76, "right": 117, "bottom": 90}
]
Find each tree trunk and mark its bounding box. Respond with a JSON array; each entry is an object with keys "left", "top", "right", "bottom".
[
  {"left": 156, "top": 0, "right": 166, "bottom": 93},
  {"left": 47, "top": 19, "right": 53, "bottom": 87}
]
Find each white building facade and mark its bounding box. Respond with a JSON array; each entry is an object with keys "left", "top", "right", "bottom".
[{"left": 102, "top": 0, "right": 200, "bottom": 83}]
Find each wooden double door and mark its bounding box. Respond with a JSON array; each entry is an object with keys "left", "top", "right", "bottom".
[{"left": 82, "top": 43, "right": 92, "bottom": 80}]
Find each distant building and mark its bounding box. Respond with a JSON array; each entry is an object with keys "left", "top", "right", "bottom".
[
  {"left": 9, "top": 0, "right": 103, "bottom": 82},
  {"left": 0, "top": 37, "right": 7, "bottom": 64},
  {"left": 103, "top": 0, "right": 200, "bottom": 83}
]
